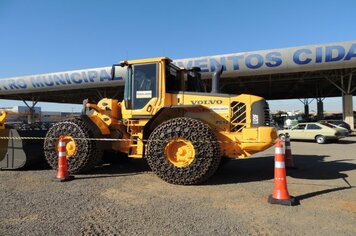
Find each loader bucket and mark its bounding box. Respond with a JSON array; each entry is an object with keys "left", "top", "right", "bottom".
[
  {"left": 0, "top": 129, "right": 10, "bottom": 162},
  {"left": 0, "top": 129, "right": 47, "bottom": 170}
]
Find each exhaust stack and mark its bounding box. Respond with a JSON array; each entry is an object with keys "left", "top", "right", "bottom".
[{"left": 211, "top": 65, "right": 224, "bottom": 93}]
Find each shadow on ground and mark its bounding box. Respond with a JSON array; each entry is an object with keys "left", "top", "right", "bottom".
[
  {"left": 73, "top": 158, "right": 151, "bottom": 180},
  {"left": 335, "top": 139, "right": 356, "bottom": 144},
  {"left": 295, "top": 184, "right": 353, "bottom": 202},
  {"left": 4, "top": 152, "right": 356, "bottom": 196},
  {"left": 206, "top": 154, "right": 356, "bottom": 186}
]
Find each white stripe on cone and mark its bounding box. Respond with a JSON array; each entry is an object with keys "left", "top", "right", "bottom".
[
  {"left": 58, "top": 152, "right": 66, "bottom": 157},
  {"left": 275, "top": 161, "right": 285, "bottom": 168},
  {"left": 275, "top": 147, "right": 284, "bottom": 154}
]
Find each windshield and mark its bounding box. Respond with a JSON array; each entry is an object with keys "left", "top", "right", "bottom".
[{"left": 132, "top": 63, "right": 158, "bottom": 110}]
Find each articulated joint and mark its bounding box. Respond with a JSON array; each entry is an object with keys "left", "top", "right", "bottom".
[{"left": 86, "top": 103, "right": 105, "bottom": 113}]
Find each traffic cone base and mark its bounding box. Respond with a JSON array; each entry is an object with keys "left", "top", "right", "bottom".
[
  {"left": 53, "top": 175, "right": 75, "bottom": 182},
  {"left": 268, "top": 195, "right": 298, "bottom": 206}
]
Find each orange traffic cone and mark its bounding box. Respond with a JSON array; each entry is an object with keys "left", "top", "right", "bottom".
[
  {"left": 285, "top": 133, "right": 296, "bottom": 169},
  {"left": 54, "top": 136, "right": 74, "bottom": 182},
  {"left": 268, "top": 138, "right": 298, "bottom": 206}
]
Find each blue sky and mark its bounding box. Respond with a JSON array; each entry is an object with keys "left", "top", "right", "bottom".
[{"left": 0, "top": 0, "right": 355, "bottom": 112}]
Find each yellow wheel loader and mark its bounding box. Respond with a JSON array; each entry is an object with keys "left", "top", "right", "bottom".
[{"left": 44, "top": 57, "right": 277, "bottom": 184}]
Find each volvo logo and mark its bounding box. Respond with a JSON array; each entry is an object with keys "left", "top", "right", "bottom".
[{"left": 191, "top": 100, "right": 223, "bottom": 105}]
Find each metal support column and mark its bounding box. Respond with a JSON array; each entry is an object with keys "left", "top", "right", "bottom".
[
  {"left": 298, "top": 98, "right": 314, "bottom": 121},
  {"left": 21, "top": 97, "right": 39, "bottom": 124},
  {"left": 326, "top": 72, "right": 355, "bottom": 130},
  {"left": 343, "top": 94, "right": 354, "bottom": 130},
  {"left": 316, "top": 98, "right": 324, "bottom": 120}
]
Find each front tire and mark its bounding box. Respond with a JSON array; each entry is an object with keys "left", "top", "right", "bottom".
[
  {"left": 146, "top": 117, "right": 221, "bottom": 185},
  {"left": 315, "top": 135, "right": 326, "bottom": 144},
  {"left": 44, "top": 118, "right": 102, "bottom": 173}
]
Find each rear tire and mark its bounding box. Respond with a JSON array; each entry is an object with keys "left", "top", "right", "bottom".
[
  {"left": 44, "top": 118, "right": 102, "bottom": 173},
  {"left": 315, "top": 135, "right": 326, "bottom": 144},
  {"left": 146, "top": 117, "right": 221, "bottom": 185}
]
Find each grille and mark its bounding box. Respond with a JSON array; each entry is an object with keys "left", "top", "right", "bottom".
[
  {"left": 230, "top": 101, "right": 246, "bottom": 132},
  {"left": 264, "top": 104, "right": 271, "bottom": 126}
]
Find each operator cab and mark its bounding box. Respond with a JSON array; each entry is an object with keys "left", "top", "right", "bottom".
[{"left": 111, "top": 57, "right": 206, "bottom": 112}]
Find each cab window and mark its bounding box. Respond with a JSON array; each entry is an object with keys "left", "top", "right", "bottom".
[
  {"left": 165, "top": 63, "right": 181, "bottom": 92},
  {"left": 185, "top": 70, "right": 206, "bottom": 92},
  {"left": 132, "top": 63, "right": 157, "bottom": 110}
]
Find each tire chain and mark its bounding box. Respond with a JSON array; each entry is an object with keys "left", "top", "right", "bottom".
[
  {"left": 43, "top": 117, "right": 102, "bottom": 174},
  {"left": 146, "top": 117, "right": 222, "bottom": 185},
  {"left": 0, "top": 136, "right": 274, "bottom": 145}
]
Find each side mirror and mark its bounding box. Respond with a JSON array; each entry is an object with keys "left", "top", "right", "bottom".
[{"left": 111, "top": 64, "right": 121, "bottom": 80}]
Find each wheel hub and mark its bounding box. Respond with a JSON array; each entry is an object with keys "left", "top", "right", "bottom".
[
  {"left": 164, "top": 138, "right": 195, "bottom": 167},
  {"left": 57, "top": 135, "right": 76, "bottom": 158}
]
